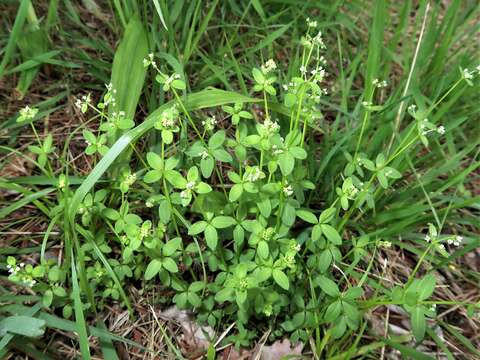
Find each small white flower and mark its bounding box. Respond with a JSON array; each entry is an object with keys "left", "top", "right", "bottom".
[
  {"left": 373, "top": 78, "right": 388, "bottom": 88},
  {"left": 306, "top": 17, "right": 317, "bottom": 27},
  {"left": 462, "top": 68, "right": 473, "bottom": 80},
  {"left": 245, "top": 166, "right": 265, "bottom": 182},
  {"left": 272, "top": 145, "right": 284, "bottom": 156},
  {"left": 261, "top": 59, "right": 277, "bottom": 74},
  {"left": 19, "top": 105, "right": 38, "bottom": 120},
  {"left": 186, "top": 181, "right": 196, "bottom": 190},
  {"left": 283, "top": 183, "right": 294, "bottom": 197},
  {"left": 379, "top": 241, "right": 392, "bottom": 249},
  {"left": 299, "top": 65, "right": 307, "bottom": 74},
  {"left": 261, "top": 117, "right": 280, "bottom": 135},
  {"left": 424, "top": 234, "right": 431, "bottom": 242},
  {"left": 124, "top": 173, "right": 136, "bottom": 186},
  {"left": 313, "top": 31, "right": 325, "bottom": 48},
  {"left": 437, "top": 125, "right": 445, "bottom": 135},
  {"left": 202, "top": 116, "right": 217, "bottom": 131},
  {"left": 200, "top": 150, "right": 209, "bottom": 160}
]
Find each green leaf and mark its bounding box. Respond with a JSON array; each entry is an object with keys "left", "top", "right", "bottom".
[
  {"left": 284, "top": 93, "right": 296, "bottom": 107},
  {"left": 296, "top": 210, "right": 318, "bottom": 224},
  {"left": 377, "top": 169, "right": 388, "bottom": 188},
  {"left": 289, "top": 146, "right": 307, "bottom": 159},
  {"left": 411, "top": 306, "right": 426, "bottom": 342},
  {"left": 211, "top": 216, "right": 236, "bottom": 228},
  {"left": 324, "top": 301, "right": 342, "bottom": 322},
  {"left": 163, "top": 237, "right": 182, "bottom": 257},
  {"left": 208, "top": 131, "right": 225, "bottom": 149},
  {"left": 0, "top": 316, "right": 46, "bottom": 338},
  {"left": 145, "top": 259, "right": 162, "bottom": 280},
  {"left": 204, "top": 225, "right": 218, "bottom": 249},
  {"left": 282, "top": 202, "right": 296, "bottom": 226},
  {"left": 257, "top": 240, "right": 269, "bottom": 259},
  {"left": 385, "top": 166, "right": 402, "bottom": 179},
  {"left": 212, "top": 148, "right": 233, "bottom": 162},
  {"left": 196, "top": 182, "right": 212, "bottom": 194},
  {"left": 312, "top": 224, "right": 322, "bottom": 241},
  {"left": 319, "top": 207, "right": 336, "bottom": 224},
  {"left": 110, "top": 16, "right": 148, "bottom": 133},
  {"left": 215, "top": 288, "right": 233, "bottom": 303},
  {"left": 172, "top": 79, "right": 186, "bottom": 90},
  {"left": 252, "top": 68, "right": 265, "bottom": 84},
  {"left": 188, "top": 221, "right": 207, "bottom": 235},
  {"left": 165, "top": 170, "right": 187, "bottom": 188},
  {"left": 418, "top": 274, "right": 436, "bottom": 300},
  {"left": 321, "top": 224, "right": 342, "bottom": 245},
  {"left": 318, "top": 275, "right": 340, "bottom": 297},
  {"left": 144, "top": 170, "right": 162, "bottom": 183},
  {"left": 229, "top": 183, "right": 243, "bottom": 202},
  {"left": 162, "top": 129, "right": 173, "bottom": 144},
  {"left": 42, "top": 290, "right": 53, "bottom": 308},
  {"left": 319, "top": 250, "right": 333, "bottom": 273},
  {"left": 162, "top": 258, "right": 178, "bottom": 273},
  {"left": 278, "top": 152, "right": 295, "bottom": 176},
  {"left": 200, "top": 156, "right": 214, "bottom": 178},
  {"left": 146, "top": 152, "right": 163, "bottom": 170},
  {"left": 272, "top": 269, "right": 289, "bottom": 290}
]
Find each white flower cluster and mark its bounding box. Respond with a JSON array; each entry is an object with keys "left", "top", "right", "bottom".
[
  {"left": 260, "top": 117, "right": 280, "bottom": 136},
  {"left": 123, "top": 173, "right": 136, "bottom": 186},
  {"left": 202, "top": 115, "right": 217, "bottom": 131},
  {"left": 244, "top": 166, "right": 265, "bottom": 182},
  {"left": 419, "top": 119, "right": 445, "bottom": 136},
  {"left": 164, "top": 73, "right": 181, "bottom": 88},
  {"left": 306, "top": 17, "right": 317, "bottom": 27},
  {"left": 104, "top": 83, "right": 117, "bottom": 107},
  {"left": 301, "top": 31, "right": 326, "bottom": 49},
  {"left": 181, "top": 181, "right": 196, "bottom": 199},
  {"left": 159, "top": 105, "right": 179, "bottom": 129},
  {"left": 199, "top": 150, "right": 209, "bottom": 160},
  {"left": 283, "top": 254, "right": 296, "bottom": 268},
  {"left": 19, "top": 105, "right": 38, "bottom": 120},
  {"left": 283, "top": 182, "right": 294, "bottom": 196},
  {"left": 143, "top": 53, "right": 157, "bottom": 68},
  {"left": 262, "top": 227, "right": 276, "bottom": 241},
  {"left": 379, "top": 240, "right": 392, "bottom": 248},
  {"left": 462, "top": 68, "right": 474, "bottom": 80},
  {"left": 272, "top": 144, "right": 284, "bottom": 156},
  {"left": 6, "top": 263, "right": 22, "bottom": 275},
  {"left": 7, "top": 262, "right": 36, "bottom": 287},
  {"left": 447, "top": 235, "right": 463, "bottom": 247},
  {"left": 373, "top": 78, "right": 388, "bottom": 88},
  {"left": 75, "top": 93, "right": 91, "bottom": 113},
  {"left": 261, "top": 59, "right": 277, "bottom": 74},
  {"left": 289, "top": 240, "right": 301, "bottom": 253},
  {"left": 139, "top": 226, "right": 150, "bottom": 239}
]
